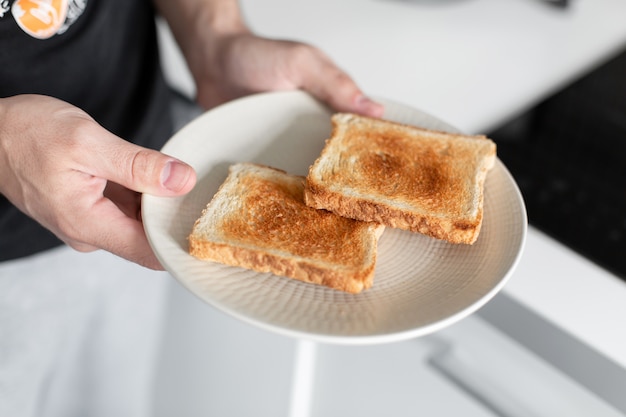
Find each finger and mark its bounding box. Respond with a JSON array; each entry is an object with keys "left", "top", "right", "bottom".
[
  {"left": 70, "top": 196, "right": 164, "bottom": 270},
  {"left": 296, "top": 49, "right": 384, "bottom": 118},
  {"left": 82, "top": 130, "right": 196, "bottom": 197}
]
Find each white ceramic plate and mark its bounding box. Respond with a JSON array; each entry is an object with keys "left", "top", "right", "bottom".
[{"left": 142, "top": 91, "right": 527, "bottom": 345}]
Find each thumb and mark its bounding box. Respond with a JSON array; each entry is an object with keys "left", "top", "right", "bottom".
[
  {"left": 157, "top": 157, "right": 197, "bottom": 195},
  {"left": 87, "top": 134, "right": 196, "bottom": 196}
]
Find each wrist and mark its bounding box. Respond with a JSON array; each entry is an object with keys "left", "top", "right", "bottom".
[
  {"left": 158, "top": 0, "right": 250, "bottom": 64},
  {"left": 186, "top": 1, "right": 250, "bottom": 74}
]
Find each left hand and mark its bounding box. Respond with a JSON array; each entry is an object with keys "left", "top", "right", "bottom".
[
  {"left": 155, "top": 0, "right": 383, "bottom": 114},
  {"left": 188, "top": 32, "right": 384, "bottom": 118}
]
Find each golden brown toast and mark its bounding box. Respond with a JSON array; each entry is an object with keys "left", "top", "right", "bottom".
[
  {"left": 189, "top": 163, "right": 385, "bottom": 293},
  {"left": 304, "top": 113, "right": 496, "bottom": 244}
]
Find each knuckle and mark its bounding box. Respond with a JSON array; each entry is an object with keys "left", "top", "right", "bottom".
[
  {"left": 128, "top": 148, "right": 160, "bottom": 184},
  {"left": 290, "top": 43, "right": 320, "bottom": 66},
  {"left": 60, "top": 118, "right": 100, "bottom": 161}
]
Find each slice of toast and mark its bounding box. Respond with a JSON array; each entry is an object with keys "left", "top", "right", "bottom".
[
  {"left": 304, "top": 113, "right": 496, "bottom": 244},
  {"left": 189, "top": 163, "right": 385, "bottom": 293}
]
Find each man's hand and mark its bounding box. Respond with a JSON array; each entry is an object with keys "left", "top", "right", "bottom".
[
  {"left": 155, "top": 0, "right": 384, "bottom": 117},
  {"left": 0, "top": 95, "right": 196, "bottom": 269},
  {"left": 192, "top": 33, "right": 385, "bottom": 118}
]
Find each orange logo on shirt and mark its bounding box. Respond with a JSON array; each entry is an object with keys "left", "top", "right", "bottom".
[{"left": 12, "top": 0, "right": 68, "bottom": 39}]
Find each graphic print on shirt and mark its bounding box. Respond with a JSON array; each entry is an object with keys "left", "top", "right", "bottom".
[
  {"left": 9, "top": 0, "right": 87, "bottom": 39},
  {"left": 0, "top": 1, "right": 10, "bottom": 17}
]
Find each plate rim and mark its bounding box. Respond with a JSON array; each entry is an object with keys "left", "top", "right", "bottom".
[{"left": 142, "top": 90, "right": 528, "bottom": 345}]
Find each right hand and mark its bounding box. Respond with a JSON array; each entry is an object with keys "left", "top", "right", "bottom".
[{"left": 0, "top": 95, "right": 196, "bottom": 269}]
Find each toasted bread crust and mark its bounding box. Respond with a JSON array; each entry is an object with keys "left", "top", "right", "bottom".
[
  {"left": 305, "top": 182, "right": 483, "bottom": 244},
  {"left": 304, "top": 113, "right": 496, "bottom": 244},
  {"left": 189, "top": 163, "right": 384, "bottom": 293},
  {"left": 189, "top": 237, "right": 377, "bottom": 293}
]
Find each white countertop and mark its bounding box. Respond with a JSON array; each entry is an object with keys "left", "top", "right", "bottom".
[{"left": 158, "top": 0, "right": 626, "bottom": 367}]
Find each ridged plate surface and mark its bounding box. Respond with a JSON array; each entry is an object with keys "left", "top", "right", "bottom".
[{"left": 142, "top": 91, "right": 527, "bottom": 344}]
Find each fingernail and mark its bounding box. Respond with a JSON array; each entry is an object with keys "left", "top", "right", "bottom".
[
  {"left": 161, "top": 160, "right": 192, "bottom": 192},
  {"left": 356, "top": 95, "right": 385, "bottom": 118}
]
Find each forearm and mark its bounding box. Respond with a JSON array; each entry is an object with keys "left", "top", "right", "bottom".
[{"left": 152, "top": 0, "right": 384, "bottom": 116}]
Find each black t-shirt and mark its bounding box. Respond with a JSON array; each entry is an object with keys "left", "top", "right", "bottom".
[{"left": 0, "top": 0, "right": 174, "bottom": 261}]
